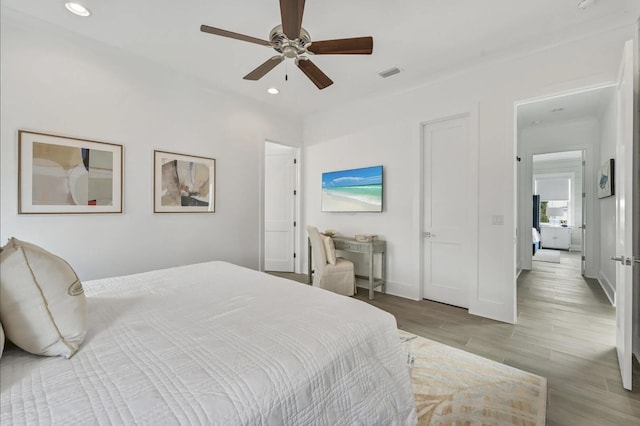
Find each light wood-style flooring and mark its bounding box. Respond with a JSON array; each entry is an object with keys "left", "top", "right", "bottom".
[{"left": 268, "top": 251, "right": 640, "bottom": 425}]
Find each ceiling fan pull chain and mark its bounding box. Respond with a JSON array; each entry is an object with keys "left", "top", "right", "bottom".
[{"left": 285, "top": 60, "right": 289, "bottom": 81}]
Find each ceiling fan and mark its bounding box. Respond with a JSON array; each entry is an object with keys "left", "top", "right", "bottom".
[{"left": 200, "top": 0, "right": 373, "bottom": 90}]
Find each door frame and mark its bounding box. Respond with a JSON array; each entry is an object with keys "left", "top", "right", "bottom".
[
  {"left": 259, "top": 139, "right": 302, "bottom": 273},
  {"left": 529, "top": 158, "right": 582, "bottom": 259},
  {"left": 418, "top": 110, "right": 479, "bottom": 304},
  {"left": 515, "top": 84, "right": 616, "bottom": 279}
]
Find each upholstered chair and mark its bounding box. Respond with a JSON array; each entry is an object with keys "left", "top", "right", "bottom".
[{"left": 306, "top": 225, "right": 356, "bottom": 296}]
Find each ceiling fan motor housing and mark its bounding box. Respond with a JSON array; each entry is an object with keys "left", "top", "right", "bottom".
[{"left": 270, "top": 25, "right": 311, "bottom": 58}]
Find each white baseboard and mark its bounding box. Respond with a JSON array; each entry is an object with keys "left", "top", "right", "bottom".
[
  {"left": 597, "top": 273, "right": 615, "bottom": 306},
  {"left": 356, "top": 278, "right": 419, "bottom": 301},
  {"left": 570, "top": 244, "right": 582, "bottom": 252}
]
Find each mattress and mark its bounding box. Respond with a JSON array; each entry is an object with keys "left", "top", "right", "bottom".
[{"left": 1, "top": 261, "right": 416, "bottom": 425}]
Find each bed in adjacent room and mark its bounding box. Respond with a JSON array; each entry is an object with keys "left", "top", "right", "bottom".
[
  {"left": 0, "top": 260, "right": 417, "bottom": 425},
  {"left": 532, "top": 227, "right": 541, "bottom": 255}
]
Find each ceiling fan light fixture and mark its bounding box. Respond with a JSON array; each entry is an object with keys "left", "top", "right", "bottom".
[
  {"left": 65, "top": 2, "right": 91, "bottom": 17},
  {"left": 267, "top": 87, "right": 280, "bottom": 95}
]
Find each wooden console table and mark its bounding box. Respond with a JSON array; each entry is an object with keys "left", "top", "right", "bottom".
[{"left": 308, "top": 236, "right": 386, "bottom": 300}]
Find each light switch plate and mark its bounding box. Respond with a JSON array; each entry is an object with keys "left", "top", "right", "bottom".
[{"left": 492, "top": 215, "right": 504, "bottom": 225}]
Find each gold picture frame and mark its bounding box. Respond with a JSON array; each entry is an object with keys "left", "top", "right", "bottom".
[
  {"left": 153, "top": 150, "right": 216, "bottom": 213},
  {"left": 18, "top": 130, "right": 123, "bottom": 214}
]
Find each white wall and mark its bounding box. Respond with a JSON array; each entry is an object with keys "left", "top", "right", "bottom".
[
  {"left": 0, "top": 11, "right": 302, "bottom": 280},
  {"left": 303, "top": 24, "right": 636, "bottom": 323},
  {"left": 599, "top": 95, "right": 618, "bottom": 301}
]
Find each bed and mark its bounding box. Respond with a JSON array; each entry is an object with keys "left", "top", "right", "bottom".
[
  {"left": 532, "top": 227, "right": 541, "bottom": 255},
  {"left": 0, "top": 261, "right": 417, "bottom": 425}
]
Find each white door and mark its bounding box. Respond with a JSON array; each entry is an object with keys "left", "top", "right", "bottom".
[
  {"left": 612, "top": 40, "right": 635, "bottom": 391},
  {"left": 422, "top": 115, "right": 476, "bottom": 308},
  {"left": 264, "top": 142, "right": 296, "bottom": 272}
]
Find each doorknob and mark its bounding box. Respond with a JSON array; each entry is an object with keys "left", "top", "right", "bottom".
[
  {"left": 611, "top": 255, "right": 625, "bottom": 263},
  {"left": 423, "top": 232, "right": 436, "bottom": 238}
]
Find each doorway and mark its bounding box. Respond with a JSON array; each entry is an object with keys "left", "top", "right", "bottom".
[
  {"left": 514, "top": 81, "right": 635, "bottom": 389},
  {"left": 264, "top": 141, "right": 298, "bottom": 272},
  {"left": 531, "top": 150, "right": 585, "bottom": 276},
  {"left": 516, "top": 84, "right": 615, "bottom": 279}
]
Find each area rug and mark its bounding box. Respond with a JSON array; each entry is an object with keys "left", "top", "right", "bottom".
[
  {"left": 399, "top": 330, "right": 547, "bottom": 425},
  {"left": 532, "top": 248, "right": 561, "bottom": 263}
]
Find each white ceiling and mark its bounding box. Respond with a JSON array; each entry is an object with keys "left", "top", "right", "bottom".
[
  {"left": 517, "top": 84, "right": 616, "bottom": 130},
  {"left": 533, "top": 150, "right": 583, "bottom": 162},
  {"left": 2, "top": 0, "right": 638, "bottom": 117}
]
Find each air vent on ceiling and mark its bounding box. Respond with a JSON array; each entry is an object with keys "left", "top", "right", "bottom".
[{"left": 378, "top": 67, "right": 401, "bottom": 78}]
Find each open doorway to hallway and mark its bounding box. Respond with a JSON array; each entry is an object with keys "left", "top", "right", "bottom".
[{"left": 516, "top": 84, "right": 615, "bottom": 286}]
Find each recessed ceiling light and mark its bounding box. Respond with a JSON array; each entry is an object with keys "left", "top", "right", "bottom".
[
  {"left": 532, "top": 120, "right": 541, "bottom": 126},
  {"left": 267, "top": 87, "right": 279, "bottom": 95},
  {"left": 65, "top": 2, "right": 91, "bottom": 17}
]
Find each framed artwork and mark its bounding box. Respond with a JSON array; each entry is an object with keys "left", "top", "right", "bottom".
[
  {"left": 154, "top": 150, "right": 216, "bottom": 213},
  {"left": 597, "top": 159, "right": 615, "bottom": 199},
  {"left": 18, "top": 130, "right": 123, "bottom": 214}
]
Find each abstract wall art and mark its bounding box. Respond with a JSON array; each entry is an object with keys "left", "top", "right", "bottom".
[
  {"left": 597, "top": 158, "right": 614, "bottom": 199},
  {"left": 18, "top": 130, "right": 123, "bottom": 214},
  {"left": 154, "top": 150, "right": 216, "bottom": 213}
]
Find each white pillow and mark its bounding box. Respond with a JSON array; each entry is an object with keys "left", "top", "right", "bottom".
[
  {"left": 321, "top": 235, "right": 337, "bottom": 265},
  {"left": 0, "top": 238, "right": 87, "bottom": 358}
]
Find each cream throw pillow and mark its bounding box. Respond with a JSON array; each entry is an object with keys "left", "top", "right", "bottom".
[
  {"left": 0, "top": 321, "right": 4, "bottom": 359},
  {"left": 321, "top": 235, "right": 337, "bottom": 265},
  {"left": 0, "top": 238, "right": 87, "bottom": 358}
]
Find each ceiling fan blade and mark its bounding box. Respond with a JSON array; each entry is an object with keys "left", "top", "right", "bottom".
[
  {"left": 308, "top": 37, "right": 373, "bottom": 55},
  {"left": 200, "top": 25, "right": 271, "bottom": 47},
  {"left": 243, "top": 56, "right": 285, "bottom": 81},
  {"left": 297, "top": 59, "right": 333, "bottom": 90},
  {"left": 280, "top": 0, "right": 305, "bottom": 40}
]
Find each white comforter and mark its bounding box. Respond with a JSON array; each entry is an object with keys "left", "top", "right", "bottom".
[{"left": 1, "top": 261, "right": 416, "bottom": 425}]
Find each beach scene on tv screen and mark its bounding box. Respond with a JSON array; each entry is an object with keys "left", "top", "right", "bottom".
[{"left": 322, "top": 166, "right": 382, "bottom": 212}]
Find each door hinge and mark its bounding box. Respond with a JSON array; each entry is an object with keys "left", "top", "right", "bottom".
[
  {"left": 293, "top": 221, "right": 296, "bottom": 227},
  {"left": 582, "top": 255, "right": 586, "bottom": 261},
  {"left": 582, "top": 160, "right": 586, "bottom": 166},
  {"left": 582, "top": 192, "right": 586, "bottom": 198},
  {"left": 293, "top": 253, "right": 296, "bottom": 259},
  {"left": 293, "top": 190, "right": 297, "bottom": 195},
  {"left": 293, "top": 158, "right": 297, "bottom": 164}
]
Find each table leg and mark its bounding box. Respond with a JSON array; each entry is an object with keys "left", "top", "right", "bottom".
[
  {"left": 308, "top": 238, "right": 313, "bottom": 284},
  {"left": 369, "top": 247, "right": 374, "bottom": 300},
  {"left": 381, "top": 251, "right": 386, "bottom": 293}
]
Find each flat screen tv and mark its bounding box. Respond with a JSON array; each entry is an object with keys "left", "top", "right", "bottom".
[{"left": 321, "top": 165, "right": 383, "bottom": 212}]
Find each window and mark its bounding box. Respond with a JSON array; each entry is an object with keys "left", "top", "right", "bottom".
[
  {"left": 535, "top": 175, "right": 572, "bottom": 226},
  {"left": 543, "top": 200, "right": 569, "bottom": 225}
]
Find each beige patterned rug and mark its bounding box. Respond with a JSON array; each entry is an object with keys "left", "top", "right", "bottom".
[{"left": 399, "top": 330, "right": 547, "bottom": 425}]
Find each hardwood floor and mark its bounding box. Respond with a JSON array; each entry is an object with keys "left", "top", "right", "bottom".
[{"left": 268, "top": 251, "right": 640, "bottom": 425}]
